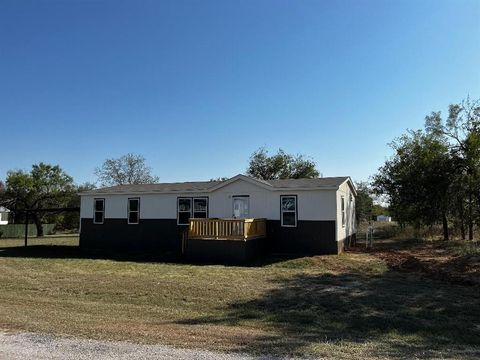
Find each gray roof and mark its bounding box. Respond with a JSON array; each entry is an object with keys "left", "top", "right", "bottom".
[
  {"left": 86, "top": 181, "right": 222, "bottom": 194},
  {"left": 82, "top": 175, "right": 351, "bottom": 195},
  {"left": 267, "top": 177, "right": 349, "bottom": 188}
]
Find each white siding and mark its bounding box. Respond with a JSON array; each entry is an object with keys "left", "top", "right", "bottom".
[
  {"left": 80, "top": 178, "right": 338, "bottom": 221},
  {"left": 209, "top": 179, "right": 336, "bottom": 220},
  {"left": 336, "top": 181, "right": 356, "bottom": 241},
  {"left": 80, "top": 196, "right": 93, "bottom": 218},
  {"left": 208, "top": 179, "right": 268, "bottom": 218}
]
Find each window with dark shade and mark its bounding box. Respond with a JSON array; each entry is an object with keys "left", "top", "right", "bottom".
[
  {"left": 128, "top": 198, "right": 140, "bottom": 224},
  {"left": 93, "top": 199, "right": 105, "bottom": 224},
  {"left": 281, "top": 195, "right": 297, "bottom": 227},
  {"left": 341, "top": 196, "right": 345, "bottom": 227}
]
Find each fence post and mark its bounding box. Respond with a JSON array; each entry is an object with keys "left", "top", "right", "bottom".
[{"left": 366, "top": 224, "right": 374, "bottom": 249}]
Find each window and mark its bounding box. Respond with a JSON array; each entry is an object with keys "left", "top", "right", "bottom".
[
  {"left": 128, "top": 198, "right": 140, "bottom": 224},
  {"left": 193, "top": 198, "right": 208, "bottom": 219},
  {"left": 177, "top": 197, "right": 208, "bottom": 225},
  {"left": 233, "top": 196, "right": 249, "bottom": 218},
  {"left": 341, "top": 196, "right": 345, "bottom": 227},
  {"left": 177, "top": 198, "right": 192, "bottom": 225},
  {"left": 93, "top": 198, "right": 105, "bottom": 224},
  {"left": 281, "top": 195, "right": 297, "bottom": 227}
]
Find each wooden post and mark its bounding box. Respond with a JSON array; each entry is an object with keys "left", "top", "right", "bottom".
[{"left": 24, "top": 211, "right": 29, "bottom": 247}]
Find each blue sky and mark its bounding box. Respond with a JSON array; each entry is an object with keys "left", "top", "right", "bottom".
[{"left": 1, "top": 0, "right": 479, "bottom": 185}]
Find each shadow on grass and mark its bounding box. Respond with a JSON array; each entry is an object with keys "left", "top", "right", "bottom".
[
  {"left": 0, "top": 245, "right": 304, "bottom": 266},
  {"left": 0, "top": 245, "right": 185, "bottom": 263},
  {"left": 177, "top": 271, "right": 480, "bottom": 358}
]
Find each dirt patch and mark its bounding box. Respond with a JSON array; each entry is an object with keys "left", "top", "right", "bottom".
[{"left": 349, "top": 239, "right": 480, "bottom": 286}]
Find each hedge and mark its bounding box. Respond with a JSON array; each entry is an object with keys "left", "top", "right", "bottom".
[{"left": 0, "top": 224, "right": 56, "bottom": 238}]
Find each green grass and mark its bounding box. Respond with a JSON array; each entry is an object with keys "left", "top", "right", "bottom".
[
  {"left": 0, "top": 234, "right": 79, "bottom": 247},
  {"left": 0, "top": 236, "right": 479, "bottom": 359},
  {"left": 434, "top": 239, "right": 480, "bottom": 256}
]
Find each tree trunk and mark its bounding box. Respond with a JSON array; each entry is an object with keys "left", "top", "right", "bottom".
[
  {"left": 458, "top": 198, "right": 466, "bottom": 240},
  {"left": 32, "top": 213, "right": 44, "bottom": 237},
  {"left": 468, "top": 192, "right": 473, "bottom": 241},
  {"left": 442, "top": 213, "right": 449, "bottom": 241}
]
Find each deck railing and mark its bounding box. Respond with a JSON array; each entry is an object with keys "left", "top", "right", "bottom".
[{"left": 188, "top": 218, "right": 267, "bottom": 240}]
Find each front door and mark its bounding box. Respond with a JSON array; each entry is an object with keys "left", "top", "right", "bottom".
[{"left": 233, "top": 196, "right": 250, "bottom": 219}]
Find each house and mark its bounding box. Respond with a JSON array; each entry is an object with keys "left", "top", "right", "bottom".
[
  {"left": 0, "top": 207, "right": 10, "bottom": 225},
  {"left": 376, "top": 215, "right": 392, "bottom": 222},
  {"left": 79, "top": 174, "right": 356, "bottom": 262}
]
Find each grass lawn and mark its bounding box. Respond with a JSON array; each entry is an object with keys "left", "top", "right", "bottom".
[{"left": 0, "top": 235, "right": 479, "bottom": 359}]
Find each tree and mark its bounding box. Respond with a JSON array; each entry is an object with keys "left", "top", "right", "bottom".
[
  {"left": 354, "top": 181, "right": 374, "bottom": 223},
  {"left": 94, "top": 153, "right": 159, "bottom": 187},
  {"left": 372, "top": 204, "right": 389, "bottom": 218},
  {"left": 425, "top": 98, "right": 480, "bottom": 240},
  {"left": 57, "top": 182, "right": 96, "bottom": 231},
  {"left": 0, "top": 163, "right": 75, "bottom": 236},
  {"left": 373, "top": 130, "right": 454, "bottom": 240},
  {"left": 246, "top": 147, "right": 320, "bottom": 180}
]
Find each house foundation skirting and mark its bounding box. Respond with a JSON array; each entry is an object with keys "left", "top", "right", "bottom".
[
  {"left": 184, "top": 238, "right": 263, "bottom": 264},
  {"left": 80, "top": 218, "right": 346, "bottom": 256},
  {"left": 80, "top": 218, "right": 182, "bottom": 253},
  {"left": 266, "top": 220, "right": 340, "bottom": 254}
]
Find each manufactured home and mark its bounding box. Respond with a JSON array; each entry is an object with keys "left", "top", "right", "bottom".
[{"left": 79, "top": 174, "right": 356, "bottom": 262}]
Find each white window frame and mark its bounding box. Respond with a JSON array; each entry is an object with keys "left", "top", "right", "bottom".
[
  {"left": 177, "top": 198, "right": 192, "bottom": 226},
  {"left": 93, "top": 198, "right": 105, "bottom": 224},
  {"left": 127, "top": 198, "right": 140, "bottom": 225},
  {"left": 193, "top": 197, "right": 208, "bottom": 219},
  {"left": 177, "top": 197, "right": 208, "bottom": 225},
  {"left": 280, "top": 195, "right": 297, "bottom": 227},
  {"left": 232, "top": 195, "right": 250, "bottom": 219},
  {"left": 341, "top": 195, "right": 345, "bottom": 227}
]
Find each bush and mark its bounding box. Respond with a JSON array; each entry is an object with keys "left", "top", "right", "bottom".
[
  {"left": 0, "top": 224, "right": 56, "bottom": 238},
  {"left": 375, "top": 223, "right": 401, "bottom": 239}
]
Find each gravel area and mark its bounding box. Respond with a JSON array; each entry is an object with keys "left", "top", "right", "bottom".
[{"left": 0, "top": 332, "right": 280, "bottom": 360}]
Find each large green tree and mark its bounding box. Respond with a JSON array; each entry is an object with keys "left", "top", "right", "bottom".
[
  {"left": 373, "top": 130, "right": 454, "bottom": 240},
  {"left": 246, "top": 147, "right": 320, "bottom": 180},
  {"left": 95, "top": 153, "right": 160, "bottom": 186},
  {"left": 373, "top": 98, "right": 479, "bottom": 240},
  {"left": 0, "top": 163, "right": 75, "bottom": 236},
  {"left": 425, "top": 98, "right": 480, "bottom": 240}
]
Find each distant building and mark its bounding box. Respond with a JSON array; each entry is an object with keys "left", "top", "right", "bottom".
[
  {"left": 0, "top": 207, "right": 10, "bottom": 225},
  {"left": 377, "top": 215, "right": 392, "bottom": 222}
]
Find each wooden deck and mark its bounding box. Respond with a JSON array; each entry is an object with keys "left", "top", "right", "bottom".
[{"left": 188, "top": 218, "right": 267, "bottom": 241}]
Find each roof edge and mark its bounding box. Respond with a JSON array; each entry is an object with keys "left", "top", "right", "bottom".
[
  {"left": 207, "top": 174, "right": 273, "bottom": 192},
  {"left": 340, "top": 177, "right": 357, "bottom": 196},
  {"left": 79, "top": 175, "right": 355, "bottom": 196}
]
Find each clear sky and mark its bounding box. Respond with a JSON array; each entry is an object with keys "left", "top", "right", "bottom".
[{"left": 1, "top": 0, "right": 479, "bottom": 185}]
